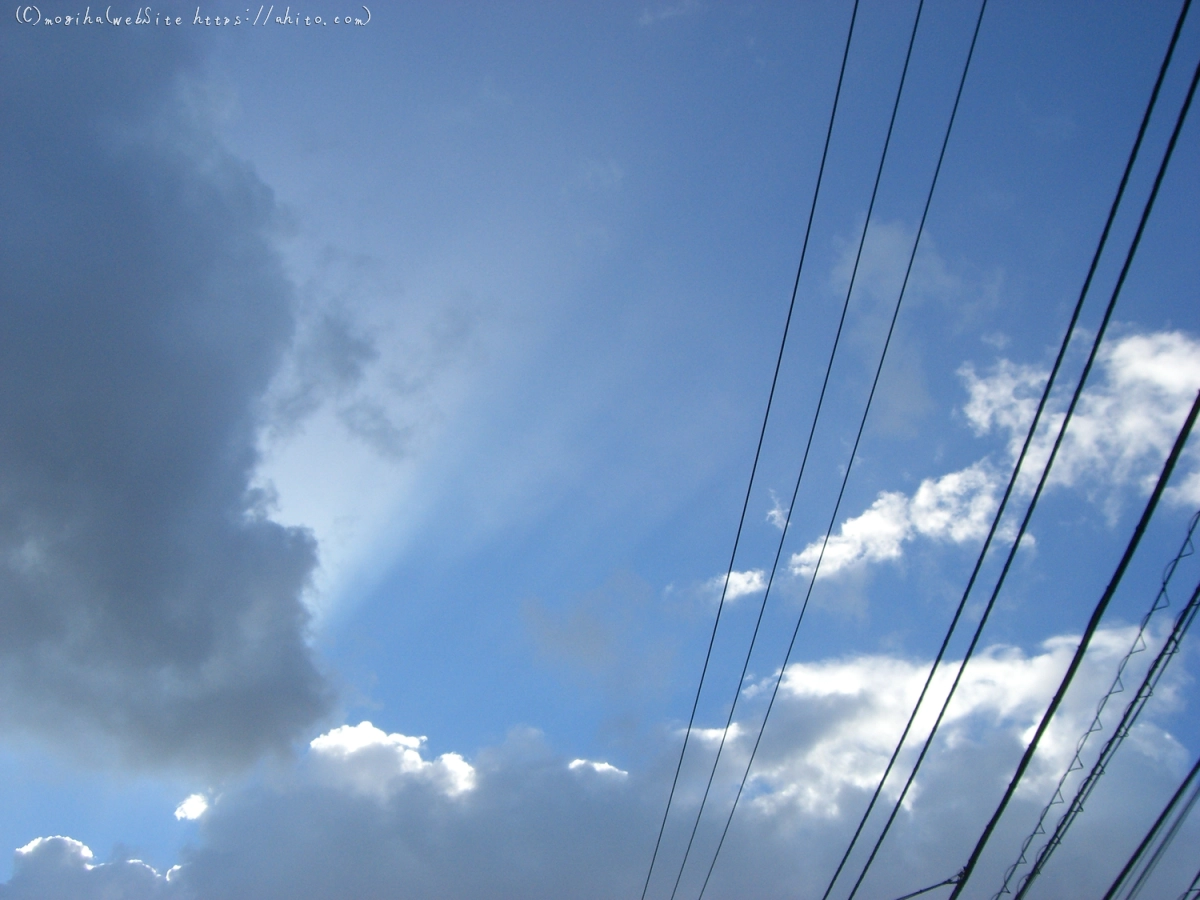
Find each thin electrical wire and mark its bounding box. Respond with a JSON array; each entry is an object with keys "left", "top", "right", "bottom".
[
  {"left": 945, "top": 52, "right": 1200, "bottom": 896},
  {"left": 635, "top": 3, "right": 862, "bottom": 897},
  {"left": 1125, "top": 778, "right": 1200, "bottom": 900},
  {"left": 686, "top": 3, "right": 994, "bottom": 897},
  {"left": 949, "top": 394, "right": 1200, "bottom": 897},
  {"left": 819, "top": 0, "right": 1194, "bottom": 893},
  {"left": 994, "top": 510, "right": 1200, "bottom": 900},
  {"left": 1101, "top": 754, "right": 1200, "bottom": 900},
  {"left": 887, "top": 871, "right": 964, "bottom": 900},
  {"left": 1011, "top": 573, "right": 1200, "bottom": 899},
  {"left": 656, "top": 1, "right": 935, "bottom": 896},
  {"left": 1008, "top": 513, "right": 1200, "bottom": 900},
  {"left": 1177, "top": 864, "right": 1200, "bottom": 900},
  {"left": 849, "top": 45, "right": 1200, "bottom": 900}
]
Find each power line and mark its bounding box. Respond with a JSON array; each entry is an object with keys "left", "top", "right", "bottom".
[
  {"left": 1124, "top": 775, "right": 1200, "bottom": 900},
  {"left": 1101, "top": 753, "right": 1200, "bottom": 900},
  {"left": 888, "top": 870, "right": 964, "bottom": 900},
  {"left": 946, "top": 394, "right": 1200, "bottom": 898},
  {"left": 1176, "top": 864, "right": 1200, "bottom": 900},
  {"left": 820, "top": 0, "right": 1196, "bottom": 894},
  {"left": 844, "top": 37, "right": 1200, "bottom": 900},
  {"left": 998, "top": 511, "right": 1200, "bottom": 897},
  {"left": 945, "top": 45, "right": 1200, "bottom": 895},
  {"left": 657, "top": 0, "right": 926, "bottom": 897},
  {"left": 1010, "top": 568, "right": 1200, "bottom": 898},
  {"left": 684, "top": 2, "right": 993, "bottom": 896},
  {"left": 636, "top": 3, "right": 862, "bottom": 896}
]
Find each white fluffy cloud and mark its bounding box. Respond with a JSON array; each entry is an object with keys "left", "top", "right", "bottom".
[
  {"left": 790, "top": 463, "right": 999, "bottom": 579},
  {"left": 173, "top": 794, "right": 209, "bottom": 821},
  {"left": 741, "top": 625, "right": 1180, "bottom": 820},
  {"left": 569, "top": 758, "right": 629, "bottom": 776},
  {"left": 965, "top": 330, "right": 1200, "bottom": 502},
  {"left": 309, "top": 721, "right": 477, "bottom": 798},
  {"left": 705, "top": 569, "right": 768, "bottom": 601},
  {"left": 791, "top": 330, "right": 1200, "bottom": 580}
]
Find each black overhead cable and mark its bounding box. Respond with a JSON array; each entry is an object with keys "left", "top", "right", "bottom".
[
  {"left": 888, "top": 871, "right": 964, "bottom": 900},
  {"left": 950, "top": 388, "right": 1200, "bottom": 898},
  {"left": 1177, "top": 864, "right": 1200, "bottom": 900},
  {"left": 1124, "top": 776, "right": 1200, "bottom": 900},
  {"left": 1101, "top": 753, "right": 1200, "bottom": 900},
  {"left": 944, "top": 47, "right": 1200, "bottom": 896},
  {"left": 636, "top": 3, "right": 862, "bottom": 897},
  {"left": 658, "top": 0, "right": 920, "bottom": 894},
  {"left": 687, "top": 2, "right": 989, "bottom": 897},
  {"left": 820, "top": 0, "right": 1195, "bottom": 894},
  {"left": 662, "top": 2, "right": 936, "bottom": 895},
  {"left": 846, "top": 36, "right": 1200, "bottom": 900},
  {"left": 656, "top": 3, "right": 863, "bottom": 895},
  {"left": 1008, "top": 517, "right": 1200, "bottom": 900}
]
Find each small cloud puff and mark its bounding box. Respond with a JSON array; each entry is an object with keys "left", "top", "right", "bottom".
[
  {"left": 705, "top": 569, "right": 767, "bottom": 601},
  {"left": 173, "top": 794, "right": 209, "bottom": 821},
  {"left": 638, "top": 0, "right": 699, "bottom": 27},
  {"left": 766, "top": 491, "right": 790, "bottom": 530},
  {"left": 569, "top": 758, "right": 628, "bottom": 776},
  {"left": 687, "top": 723, "right": 743, "bottom": 745},
  {"left": 309, "top": 721, "right": 476, "bottom": 798}
]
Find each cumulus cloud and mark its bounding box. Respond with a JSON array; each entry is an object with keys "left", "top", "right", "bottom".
[
  {"left": 0, "top": 32, "right": 332, "bottom": 768},
  {"left": 791, "top": 330, "right": 1200, "bottom": 580},
  {"left": 964, "top": 330, "right": 1200, "bottom": 504},
  {"left": 742, "top": 625, "right": 1180, "bottom": 819},
  {"left": 0, "top": 837, "right": 174, "bottom": 900},
  {"left": 790, "top": 463, "right": 999, "bottom": 579},
  {"left": 309, "top": 721, "right": 476, "bottom": 798},
  {"left": 1, "top": 630, "right": 1193, "bottom": 899}
]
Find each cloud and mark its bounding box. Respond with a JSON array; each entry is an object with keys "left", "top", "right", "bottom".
[
  {"left": 790, "top": 330, "right": 1200, "bottom": 580},
  {"left": 705, "top": 569, "right": 767, "bottom": 601},
  {"left": 5, "top": 626, "right": 1192, "bottom": 899},
  {"left": 790, "top": 463, "right": 999, "bottom": 579},
  {"left": 0, "top": 33, "right": 332, "bottom": 768},
  {"left": 638, "top": 0, "right": 700, "bottom": 27},
  {"left": 570, "top": 758, "right": 629, "bottom": 777},
  {"left": 0, "top": 837, "right": 175, "bottom": 899},
  {"left": 173, "top": 794, "right": 209, "bottom": 821},
  {"left": 964, "top": 330, "right": 1200, "bottom": 505},
  {"left": 309, "top": 722, "right": 476, "bottom": 799},
  {"left": 766, "top": 491, "right": 789, "bottom": 531},
  {"left": 742, "top": 625, "right": 1181, "bottom": 820}
]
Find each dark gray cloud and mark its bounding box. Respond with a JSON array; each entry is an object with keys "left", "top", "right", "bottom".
[{"left": 0, "top": 30, "right": 332, "bottom": 769}]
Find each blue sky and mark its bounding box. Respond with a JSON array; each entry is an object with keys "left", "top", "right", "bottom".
[{"left": 2, "top": 2, "right": 1200, "bottom": 898}]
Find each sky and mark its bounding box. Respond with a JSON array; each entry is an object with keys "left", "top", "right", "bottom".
[{"left": 2, "top": 2, "right": 1200, "bottom": 899}]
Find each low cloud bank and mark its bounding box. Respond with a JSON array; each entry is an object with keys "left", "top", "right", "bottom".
[{"left": 3, "top": 626, "right": 1194, "bottom": 899}]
